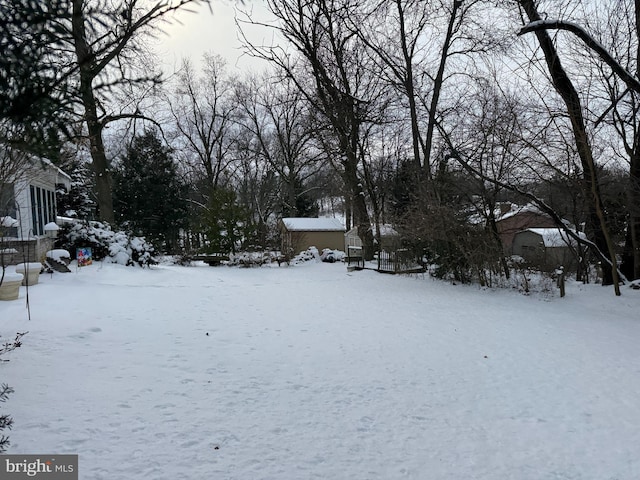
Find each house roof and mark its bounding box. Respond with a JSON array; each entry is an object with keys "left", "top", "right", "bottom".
[
  {"left": 38, "top": 156, "right": 72, "bottom": 182},
  {"left": 497, "top": 203, "right": 546, "bottom": 222},
  {"left": 281, "top": 217, "right": 345, "bottom": 232},
  {"left": 522, "top": 228, "right": 587, "bottom": 248}
]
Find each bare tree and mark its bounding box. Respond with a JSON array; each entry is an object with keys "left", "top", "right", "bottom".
[
  {"left": 67, "top": 0, "right": 207, "bottom": 224},
  {"left": 239, "top": 0, "right": 387, "bottom": 258},
  {"left": 543, "top": 0, "right": 640, "bottom": 281},
  {"left": 353, "top": 0, "right": 432, "bottom": 176},
  {"left": 355, "top": 0, "right": 496, "bottom": 200},
  {"left": 234, "top": 73, "right": 323, "bottom": 217},
  {"left": 168, "top": 54, "right": 238, "bottom": 194},
  {"left": 232, "top": 134, "right": 280, "bottom": 249},
  {"left": 517, "top": 0, "right": 621, "bottom": 294}
]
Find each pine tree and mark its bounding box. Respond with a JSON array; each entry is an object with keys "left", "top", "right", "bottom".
[
  {"left": 113, "top": 130, "right": 188, "bottom": 253},
  {"left": 293, "top": 178, "right": 319, "bottom": 218},
  {"left": 201, "top": 188, "right": 253, "bottom": 255}
]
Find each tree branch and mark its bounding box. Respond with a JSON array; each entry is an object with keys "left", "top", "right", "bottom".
[
  {"left": 518, "top": 20, "right": 640, "bottom": 95},
  {"left": 445, "top": 147, "right": 628, "bottom": 285}
]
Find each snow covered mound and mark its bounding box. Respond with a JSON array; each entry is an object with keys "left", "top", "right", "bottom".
[
  {"left": 292, "top": 246, "right": 322, "bottom": 264},
  {"left": 320, "top": 248, "right": 345, "bottom": 263},
  {"left": 59, "top": 220, "right": 155, "bottom": 267}
]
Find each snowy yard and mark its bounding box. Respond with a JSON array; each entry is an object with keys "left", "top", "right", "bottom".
[{"left": 1, "top": 261, "right": 640, "bottom": 479}]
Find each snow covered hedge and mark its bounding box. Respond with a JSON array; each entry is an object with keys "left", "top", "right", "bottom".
[{"left": 59, "top": 220, "right": 156, "bottom": 267}]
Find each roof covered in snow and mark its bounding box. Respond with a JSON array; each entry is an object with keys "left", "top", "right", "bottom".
[
  {"left": 281, "top": 217, "right": 345, "bottom": 232},
  {"left": 523, "top": 228, "right": 587, "bottom": 247},
  {"left": 497, "top": 203, "right": 547, "bottom": 222}
]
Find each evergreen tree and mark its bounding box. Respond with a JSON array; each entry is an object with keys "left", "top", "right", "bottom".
[
  {"left": 56, "top": 157, "right": 95, "bottom": 220},
  {"left": 293, "top": 177, "right": 319, "bottom": 218},
  {"left": 0, "top": 0, "right": 72, "bottom": 141},
  {"left": 201, "top": 188, "right": 253, "bottom": 254},
  {"left": 113, "top": 129, "right": 188, "bottom": 253}
]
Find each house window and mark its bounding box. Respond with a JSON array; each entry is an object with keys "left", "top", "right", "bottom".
[{"left": 30, "top": 185, "right": 56, "bottom": 236}]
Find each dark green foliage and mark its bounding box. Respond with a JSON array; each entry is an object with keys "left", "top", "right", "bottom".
[
  {"left": 0, "top": 332, "right": 27, "bottom": 453},
  {"left": 58, "top": 220, "right": 156, "bottom": 266},
  {"left": 0, "top": 1, "right": 73, "bottom": 141},
  {"left": 113, "top": 130, "right": 188, "bottom": 253},
  {"left": 293, "top": 177, "right": 319, "bottom": 218},
  {"left": 201, "top": 188, "right": 253, "bottom": 254},
  {"left": 0, "top": 383, "right": 14, "bottom": 453},
  {"left": 389, "top": 159, "right": 421, "bottom": 219},
  {"left": 58, "top": 221, "right": 110, "bottom": 261},
  {"left": 56, "top": 156, "right": 96, "bottom": 220}
]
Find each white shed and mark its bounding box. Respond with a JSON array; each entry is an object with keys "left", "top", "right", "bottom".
[{"left": 344, "top": 224, "right": 400, "bottom": 253}]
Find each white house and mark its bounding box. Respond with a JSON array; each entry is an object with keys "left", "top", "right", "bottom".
[{"left": 0, "top": 151, "right": 71, "bottom": 265}]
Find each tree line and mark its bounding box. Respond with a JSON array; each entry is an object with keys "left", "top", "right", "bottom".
[{"left": 1, "top": 0, "right": 639, "bottom": 294}]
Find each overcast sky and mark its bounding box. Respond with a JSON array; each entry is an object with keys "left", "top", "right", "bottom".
[{"left": 156, "top": 0, "right": 275, "bottom": 74}]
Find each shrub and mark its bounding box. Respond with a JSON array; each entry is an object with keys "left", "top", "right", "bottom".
[
  {"left": 59, "top": 220, "right": 156, "bottom": 267},
  {"left": 0, "top": 332, "right": 27, "bottom": 452}
]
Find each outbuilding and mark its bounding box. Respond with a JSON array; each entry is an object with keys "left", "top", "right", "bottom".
[
  {"left": 512, "top": 228, "right": 587, "bottom": 271},
  {"left": 279, "top": 217, "right": 345, "bottom": 255},
  {"left": 344, "top": 224, "right": 401, "bottom": 253},
  {"left": 495, "top": 203, "right": 556, "bottom": 254}
]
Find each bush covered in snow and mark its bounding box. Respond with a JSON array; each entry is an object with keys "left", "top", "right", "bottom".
[
  {"left": 292, "top": 247, "right": 321, "bottom": 264},
  {"left": 320, "top": 249, "right": 345, "bottom": 263},
  {"left": 59, "top": 220, "right": 156, "bottom": 267},
  {"left": 228, "top": 251, "right": 277, "bottom": 268}
]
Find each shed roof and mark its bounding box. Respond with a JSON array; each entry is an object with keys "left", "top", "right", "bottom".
[
  {"left": 523, "top": 228, "right": 587, "bottom": 247},
  {"left": 281, "top": 217, "right": 345, "bottom": 232},
  {"left": 345, "top": 224, "right": 399, "bottom": 237}
]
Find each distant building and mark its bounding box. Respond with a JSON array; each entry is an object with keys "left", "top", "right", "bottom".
[
  {"left": 512, "top": 228, "right": 587, "bottom": 271},
  {"left": 279, "top": 217, "right": 345, "bottom": 255},
  {"left": 495, "top": 203, "right": 556, "bottom": 254},
  {"left": 344, "top": 224, "right": 401, "bottom": 253}
]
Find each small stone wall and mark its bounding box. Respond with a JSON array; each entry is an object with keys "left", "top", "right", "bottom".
[{"left": 0, "top": 238, "right": 55, "bottom": 265}]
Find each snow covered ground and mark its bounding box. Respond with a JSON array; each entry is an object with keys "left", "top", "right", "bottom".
[{"left": 1, "top": 261, "right": 639, "bottom": 479}]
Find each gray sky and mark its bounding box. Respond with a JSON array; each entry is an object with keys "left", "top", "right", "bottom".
[{"left": 156, "top": 0, "right": 275, "bottom": 74}]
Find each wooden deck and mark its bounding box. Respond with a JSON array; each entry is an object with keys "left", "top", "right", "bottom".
[{"left": 347, "top": 249, "right": 425, "bottom": 274}]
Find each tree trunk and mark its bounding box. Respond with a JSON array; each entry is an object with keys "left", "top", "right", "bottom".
[
  {"left": 394, "top": 0, "right": 422, "bottom": 174},
  {"left": 624, "top": 146, "right": 640, "bottom": 279},
  {"left": 519, "top": 0, "right": 621, "bottom": 294},
  {"left": 344, "top": 151, "right": 374, "bottom": 260},
  {"left": 630, "top": 0, "right": 640, "bottom": 279},
  {"left": 487, "top": 208, "right": 510, "bottom": 280},
  {"left": 72, "top": 0, "right": 114, "bottom": 224},
  {"left": 422, "top": 0, "right": 461, "bottom": 194}
]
